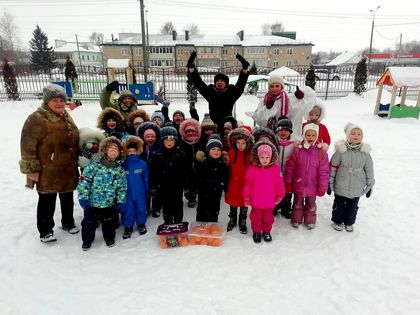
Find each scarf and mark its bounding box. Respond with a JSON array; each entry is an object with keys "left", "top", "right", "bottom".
[{"left": 263, "top": 90, "right": 289, "bottom": 116}]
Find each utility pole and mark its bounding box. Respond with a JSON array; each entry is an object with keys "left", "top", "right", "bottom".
[
  {"left": 139, "top": 0, "right": 148, "bottom": 81},
  {"left": 74, "top": 34, "right": 83, "bottom": 71},
  {"left": 368, "top": 5, "right": 381, "bottom": 67}
]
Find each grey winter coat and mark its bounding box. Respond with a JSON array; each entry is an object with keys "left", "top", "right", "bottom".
[{"left": 329, "top": 139, "right": 375, "bottom": 198}]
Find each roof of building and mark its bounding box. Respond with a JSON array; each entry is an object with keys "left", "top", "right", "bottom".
[
  {"left": 54, "top": 42, "right": 101, "bottom": 53},
  {"left": 326, "top": 51, "right": 363, "bottom": 66},
  {"left": 105, "top": 33, "right": 313, "bottom": 47}
]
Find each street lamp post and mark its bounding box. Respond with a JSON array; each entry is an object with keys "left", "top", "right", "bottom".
[{"left": 368, "top": 5, "right": 381, "bottom": 66}]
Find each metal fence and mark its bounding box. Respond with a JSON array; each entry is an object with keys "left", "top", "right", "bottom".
[{"left": 1, "top": 64, "right": 418, "bottom": 102}]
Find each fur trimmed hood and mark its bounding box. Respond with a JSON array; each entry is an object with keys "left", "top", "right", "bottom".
[
  {"left": 305, "top": 100, "right": 326, "bottom": 122},
  {"left": 136, "top": 121, "right": 161, "bottom": 141},
  {"left": 127, "top": 109, "right": 150, "bottom": 126},
  {"left": 253, "top": 127, "right": 279, "bottom": 150},
  {"left": 117, "top": 89, "right": 137, "bottom": 105},
  {"left": 78, "top": 127, "right": 106, "bottom": 150},
  {"left": 99, "top": 136, "right": 123, "bottom": 159},
  {"left": 179, "top": 118, "right": 201, "bottom": 144},
  {"left": 335, "top": 139, "right": 372, "bottom": 154},
  {"left": 251, "top": 141, "right": 278, "bottom": 166},
  {"left": 228, "top": 127, "right": 254, "bottom": 151},
  {"left": 221, "top": 116, "right": 238, "bottom": 130},
  {"left": 97, "top": 107, "right": 125, "bottom": 130},
  {"left": 122, "top": 136, "right": 144, "bottom": 156}
]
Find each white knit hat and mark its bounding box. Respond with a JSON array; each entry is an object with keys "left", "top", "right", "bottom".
[
  {"left": 344, "top": 122, "right": 363, "bottom": 142},
  {"left": 268, "top": 73, "right": 285, "bottom": 87},
  {"left": 303, "top": 123, "right": 319, "bottom": 141}
]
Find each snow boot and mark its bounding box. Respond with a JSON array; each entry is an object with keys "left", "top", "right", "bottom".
[
  {"left": 252, "top": 232, "right": 262, "bottom": 243},
  {"left": 306, "top": 223, "right": 316, "bottom": 230},
  {"left": 152, "top": 210, "right": 161, "bottom": 218},
  {"left": 40, "top": 233, "right": 57, "bottom": 243},
  {"left": 61, "top": 226, "right": 80, "bottom": 234},
  {"left": 263, "top": 232, "right": 272, "bottom": 242},
  {"left": 345, "top": 225, "right": 354, "bottom": 232},
  {"left": 123, "top": 227, "right": 133, "bottom": 239},
  {"left": 238, "top": 207, "right": 248, "bottom": 234},
  {"left": 138, "top": 224, "right": 147, "bottom": 235},
  {"left": 226, "top": 207, "right": 237, "bottom": 232},
  {"left": 82, "top": 243, "right": 91, "bottom": 251},
  {"left": 106, "top": 239, "right": 115, "bottom": 248},
  {"left": 333, "top": 223, "right": 344, "bottom": 231}
]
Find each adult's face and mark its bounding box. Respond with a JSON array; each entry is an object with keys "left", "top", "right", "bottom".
[
  {"left": 47, "top": 98, "right": 66, "bottom": 115},
  {"left": 215, "top": 79, "right": 226, "bottom": 92},
  {"left": 121, "top": 96, "right": 134, "bottom": 107}
]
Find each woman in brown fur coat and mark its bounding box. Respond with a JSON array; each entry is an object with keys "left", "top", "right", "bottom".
[{"left": 19, "top": 84, "right": 80, "bottom": 243}]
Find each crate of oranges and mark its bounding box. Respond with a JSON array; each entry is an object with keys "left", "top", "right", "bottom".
[
  {"left": 156, "top": 222, "right": 189, "bottom": 249},
  {"left": 188, "top": 222, "right": 224, "bottom": 247}
]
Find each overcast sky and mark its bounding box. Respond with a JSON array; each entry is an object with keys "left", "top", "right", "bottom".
[{"left": 2, "top": 0, "right": 420, "bottom": 53}]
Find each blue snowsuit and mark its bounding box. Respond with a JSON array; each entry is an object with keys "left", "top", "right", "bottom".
[{"left": 121, "top": 155, "right": 149, "bottom": 228}]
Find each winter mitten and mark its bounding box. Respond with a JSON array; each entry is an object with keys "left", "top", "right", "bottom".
[
  {"left": 162, "top": 100, "right": 170, "bottom": 107},
  {"left": 105, "top": 80, "right": 119, "bottom": 92},
  {"left": 317, "top": 190, "right": 326, "bottom": 197},
  {"left": 295, "top": 86, "right": 304, "bottom": 99},
  {"left": 187, "top": 51, "right": 197, "bottom": 68},
  {"left": 366, "top": 188, "right": 372, "bottom": 198},
  {"left": 79, "top": 199, "right": 90, "bottom": 210},
  {"left": 236, "top": 53, "right": 250, "bottom": 70}
]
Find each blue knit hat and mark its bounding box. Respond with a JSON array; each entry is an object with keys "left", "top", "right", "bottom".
[{"left": 206, "top": 138, "right": 223, "bottom": 153}]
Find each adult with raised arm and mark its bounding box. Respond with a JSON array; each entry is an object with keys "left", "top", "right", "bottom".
[{"left": 187, "top": 51, "right": 250, "bottom": 128}]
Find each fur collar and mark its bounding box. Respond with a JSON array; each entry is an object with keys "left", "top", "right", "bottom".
[
  {"left": 37, "top": 107, "right": 74, "bottom": 124},
  {"left": 335, "top": 139, "right": 371, "bottom": 154}
]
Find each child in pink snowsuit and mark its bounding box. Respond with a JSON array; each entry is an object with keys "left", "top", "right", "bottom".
[
  {"left": 243, "top": 141, "right": 285, "bottom": 243},
  {"left": 284, "top": 123, "right": 330, "bottom": 229}
]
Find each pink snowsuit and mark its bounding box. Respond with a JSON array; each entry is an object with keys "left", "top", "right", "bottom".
[
  {"left": 243, "top": 163, "right": 285, "bottom": 233},
  {"left": 284, "top": 143, "right": 329, "bottom": 225}
]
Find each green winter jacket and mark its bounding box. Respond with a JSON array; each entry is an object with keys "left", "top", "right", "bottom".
[
  {"left": 99, "top": 88, "right": 138, "bottom": 120},
  {"left": 329, "top": 140, "right": 375, "bottom": 198}
]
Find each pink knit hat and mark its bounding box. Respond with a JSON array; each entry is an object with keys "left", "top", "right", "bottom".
[
  {"left": 257, "top": 144, "right": 272, "bottom": 158},
  {"left": 143, "top": 128, "right": 156, "bottom": 138}
]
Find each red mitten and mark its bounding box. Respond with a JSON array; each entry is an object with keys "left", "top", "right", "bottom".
[
  {"left": 317, "top": 190, "right": 326, "bottom": 197},
  {"left": 285, "top": 184, "right": 293, "bottom": 194}
]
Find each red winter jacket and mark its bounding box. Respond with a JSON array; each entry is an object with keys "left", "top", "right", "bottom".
[{"left": 225, "top": 149, "right": 252, "bottom": 207}]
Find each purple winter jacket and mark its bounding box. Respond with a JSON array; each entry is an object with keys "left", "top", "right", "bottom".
[{"left": 284, "top": 144, "right": 330, "bottom": 197}]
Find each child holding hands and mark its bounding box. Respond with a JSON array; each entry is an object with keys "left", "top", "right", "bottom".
[
  {"left": 328, "top": 123, "right": 375, "bottom": 232},
  {"left": 243, "top": 141, "right": 285, "bottom": 243}
]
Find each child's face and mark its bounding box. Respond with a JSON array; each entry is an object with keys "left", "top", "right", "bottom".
[
  {"left": 127, "top": 148, "right": 137, "bottom": 155},
  {"left": 153, "top": 117, "right": 163, "bottom": 127},
  {"left": 163, "top": 138, "right": 176, "bottom": 149},
  {"left": 269, "top": 83, "right": 282, "bottom": 95},
  {"left": 259, "top": 154, "right": 271, "bottom": 166},
  {"left": 204, "top": 129, "right": 214, "bottom": 137},
  {"left": 106, "top": 145, "right": 120, "bottom": 161},
  {"left": 236, "top": 139, "right": 247, "bottom": 151},
  {"left": 258, "top": 136, "right": 272, "bottom": 143},
  {"left": 305, "top": 130, "right": 317, "bottom": 144},
  {"left": 209, "top": 147, "right": 222, "bottom": 159},
  {"left": 145, "top": 134, "right": 156, "bottom": 145},
  {"left": 173, "top": 113, "right": 184, "bottom": 124},
  {"left": 107, "top": 119, "right": 117, "bottom": 129},
  {"left": 309, "top": 108, "right": 321, "bottom": 122},
  {"left": 121, "top": 96, "right": 133, "bottom": 107},
  {"left": 349, "top": 128, "right": 363, "bottom": 145},
  {"left": 224, "top": 127, "right": 232, "bottom": 136},
  {"left": 277, "top": 129, "right": 291, "bottom": 140},
  {"left": 185, "top": 129, "right": 197, "bottom": 137}
]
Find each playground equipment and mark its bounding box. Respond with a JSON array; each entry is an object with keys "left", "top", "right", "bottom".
[{"left": 374, "top": 67, "right": 420, "bottom": 119}]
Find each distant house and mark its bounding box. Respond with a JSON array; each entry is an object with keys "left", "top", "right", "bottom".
[
  {"left": 365, "top": 53, "right": 420, "bottom": 66},
  {"left": 54, "top": 40, "right": 103, "bottom": 71},
  {"left": 326, "top": 51, "right": 363, "bottom": 66}
]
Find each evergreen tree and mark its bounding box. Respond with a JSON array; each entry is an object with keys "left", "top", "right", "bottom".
[
  {"left": 247, "top": 62, "right": 259, "bottom": 95},
  {"left": 186, "top": 75, "right": 197, "bottom": 108},
  {"left": 354, "top": 58, "right": 368, "bottom": 95},
  {"left": 29, "top": 25, "right": 56, "bottom": 72},
  {"left": 305, "top": 66, "right": 316, "bottom": 90},
  {"left": 2, "top": 59, "right": 19, "bottom": 100},
  {"left": 64, "top": 55, "right": 78, "bottom": 82}
]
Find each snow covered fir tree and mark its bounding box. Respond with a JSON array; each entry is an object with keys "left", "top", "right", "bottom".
[
  {"left": 2, "top": 59, "right": 19, "bottom": 100},
  {"left": 305, "top": 66, "right": 316, "bottom": 90},
  {"left": 354, "top": 57, "right": 368, "bottom": 95},
  {"left": 29, "top": 25, "right": 56, "bottom": 72}
]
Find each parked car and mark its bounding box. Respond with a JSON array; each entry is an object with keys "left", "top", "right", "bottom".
[{"left": 314, "top": 69, "right": 340, "bottom": 81}]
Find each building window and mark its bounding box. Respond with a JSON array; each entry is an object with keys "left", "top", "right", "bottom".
[
  {"left": 177, "top": 48, "right": 182, "bottom": 55},
  {"left": 273, "top": 61, "right": 279, "bottom": 67},
  {"left": 286, "top": 60, "right": 292, "bottom": 66},
  {"left": 287, "top": 48, "right": 293, "bottom": 55},
  {"left": 134, "top": 48, "right": 142, "bottom": 56},
  {"left": 274, "top": 48, "right": 280, "bottom": 55},
  {"left": 121, "top": 48, "right": 128, "bottom": 55},
  {"left": 222, "top": 49, "right": 228, "bottom": 55}
]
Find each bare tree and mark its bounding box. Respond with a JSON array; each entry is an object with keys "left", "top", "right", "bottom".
[
  {"left": 0, "top": 9, "right": 20, "bottom": 59},
  {"left": 160, "top": 21, "right": 176, "bottom": 35},
  {"left": 185, "top": 23, "right": 200, "bottom": 35},
  {"left": 262, "top": 22, "right": 284, "bottom": 35},
  {"left": 89, "top": 32, "right": 104, "bottom": 45}
]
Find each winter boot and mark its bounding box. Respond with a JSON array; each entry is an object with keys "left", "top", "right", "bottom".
[
  {"left": 40, "top": 233, "right": 57, "bottom": 243},
  {"left": 226, "top": 207, "right": 237, "bottom": 232},
  {"left": 123, "top": 227, "right": 133, "bottom": 239},
  {"left": 252, "top": 232, "right": 262, "bottom": 243},
  {"left": 106, "top": 239, "right": 115, "bottom": 248},
  {"left": 333, "top": 223, "right": 344, "bottom": 231},
  {"left": 61, "top": 226, "right": 80, "bottom": 234},
  {"left": 273, "top": 203, "right": 281, "bottom": 216},
  {"left": 281, "top": 209, "right": 292, "bottom": 219},
  {"left": 152, "top": 210, "right": 161, "bottom": 218},
  {"left": 82, "top": 243, "right": 91, "bottom": 251},
  {"left": 263, "top": 232, "right": 272, "bottom": 242},
  {"left": 138, "top": 224, "right": 147, "bottom": 235},
  {"left": 238, "top": 207, "right": 248, "bottom": 234},
  {"left": 345, "top": 225, "right": 354, "bottom": 232}
]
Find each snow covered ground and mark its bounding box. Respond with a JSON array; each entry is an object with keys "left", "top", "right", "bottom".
[{"left": 1, "top": 89, "right": 420, "bottom": 315}]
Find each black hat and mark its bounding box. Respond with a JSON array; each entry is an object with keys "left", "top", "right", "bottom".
[
  {"left": 214, "top": 73, "right": 229, "bottom": 86},
  {"left": 206, "top": 138, "right": 223, "bottom": 153},
  {"left": 276, "top": 116, "right": 293, "bottom": 133},
  {"left": 160, "top": 125, "right": 178, "bottom": 141},
  {"left": 173, "top": 110, "right": 185, "bottom": 120},
  {"left": 127, "top": 141, "right": 138, "bottom": 150}
]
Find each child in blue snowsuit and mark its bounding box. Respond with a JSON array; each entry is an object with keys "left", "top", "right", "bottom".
[
  {"left": 121, "top": 136, "right": 149, "bottom": 239},
  {"left": 78, "top": 136, "right": 127, "bottom": 250}
]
